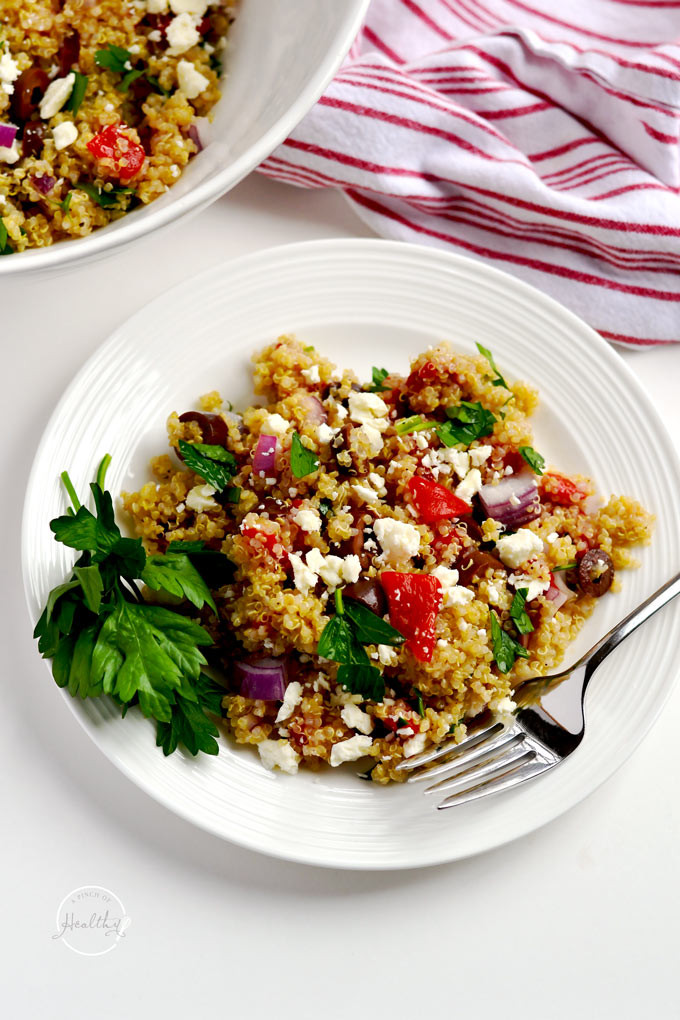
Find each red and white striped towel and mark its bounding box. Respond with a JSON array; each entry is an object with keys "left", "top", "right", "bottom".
[{"left": 259, "top": 0, "right": 680, "bottom": 347}]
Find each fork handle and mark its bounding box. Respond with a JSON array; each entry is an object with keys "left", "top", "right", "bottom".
[{"left": 579, "top": 569, "right": 680, "bottom": 679}]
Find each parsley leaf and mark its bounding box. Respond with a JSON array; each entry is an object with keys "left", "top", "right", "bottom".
[
  {"left": 290, "top": 432, "right": 319, "bottom": 478},
  {"left": 156, "top": 673, "right": 224, "bottom": 756},
  {"left": 65, "top": 71, "right": 88, "bottom": 114},
  {"left": 369, "top": 366, "right": 389, "bottom": 392},
  {"left": 95, "top": 44, "right": 132, "bottom": 74},
  {"left": 178, "top": 439, "right": 237, "bottom": 492},
  {"left": 337, "top": 663, "right": 384, "bottom": 702},
  {"left": 317, "top": 613, "right": 357, "bottom": 663},
  {"left": 519, "top": 445, "right": 545, "bottom": 475},
  {"left": 73, "top": 564, "right": 103, "bottom": 615},
  {"left": 489, "top": 609, "right": 529, "bottom": 673},
  {"left": 318, "top": 498, "right": 333, "bottom": 519},
  {"left": 77, "top": 182, "right": 134, "bottom": 208},
  {"left": 510, "top": 588, "right": 534, "bottom": 635},
  {"left": 119, "top": 68, "right": 145, "bottom": 93},
  {"left": 441, "top": 401, "right": 496, "bottom": 446},
  {"left": 344, "top": 599, "right": 405, "bottom": 647},
  {"left": 61, "top": 191, "right": 73, "bottom": 214},
  {"left": 142, "top": 552, "right": 217, "bottom": 612},
  {"left": 476, "top": 342, "right": 510, "bottom": 390},
  {"left": 0, "top": 217, "right": 13, "bottom": 255}
]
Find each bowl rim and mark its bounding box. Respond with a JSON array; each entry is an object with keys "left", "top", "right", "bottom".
[{"left": 0, "top": 0, "right": 371, "bottom": 277}]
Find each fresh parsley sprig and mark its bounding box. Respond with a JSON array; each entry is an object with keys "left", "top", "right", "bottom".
[
  {"left": 95, "top": 44, "right": 168, "bottom": 97},
  {"left": 368, "top": 367, "right": 390, "bottom": 392},
  {"left": 178, "top": 439, "right": 240, "bottom": 501},
  {"left": 290, "top": 432, "right": 319, "bottom": 478},
  {"left": 510, "top": 588, "right": 534, "bottom": 635},
  {"left": 317, "top": 588, "right": 404, "bottom": 701},
  {"left": 476, "top": 342, "right": 510, "bottom": 390},
  {"left": 519, "top": 445, "right": 545, "bottom": 475},
  {"left": 34, "top": 458, "right": 228, "bottom": 757},
  {"left": 395, "top": 401, "right": 496, "bottom": 447}
]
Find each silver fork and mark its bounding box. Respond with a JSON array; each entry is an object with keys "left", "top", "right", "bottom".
[{"left": 397, "top": 571, "right": 680, "bottom": 809}]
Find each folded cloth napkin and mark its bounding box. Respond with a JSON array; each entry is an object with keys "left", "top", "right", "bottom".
[{"left": 259, "top": 0, "right": 680, "bottom": 346}]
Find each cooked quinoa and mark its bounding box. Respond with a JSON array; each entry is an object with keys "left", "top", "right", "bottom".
[
  {"left": 121, "top": 337, "right": 654, "bottom": 783},
  {"left": 0, "top": 0, "right": 236, "bottom": 253}
]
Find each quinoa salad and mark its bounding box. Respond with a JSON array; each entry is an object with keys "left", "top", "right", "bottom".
[
  {"left": 0, "top": 0, "right": 236, "bottom": 254},
  {"left": 100, "top": 337, "right": 651, "bottom": 783}
]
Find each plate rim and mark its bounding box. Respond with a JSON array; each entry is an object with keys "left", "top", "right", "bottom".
[{"left": 22, "top": 237, "right": 680, "bottom": 869}]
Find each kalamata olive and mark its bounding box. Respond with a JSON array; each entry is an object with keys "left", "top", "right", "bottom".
[
  {"left": 457, "top": 547, "right": 505, "bottom": 586},
  {"left": 11, "top": 67, "right": 49, "bottom": 122},
  {"left": 57, "top": 32, "right": 80, "bottom": 76},
  {"left": 577, "top": 549, "right": 614, "bottom": 597},
  {"left": 22, "top": 121, "right": 46, "bottom": 158},
  {"left": 343, "top": 579, "right": 387, "bottom": 617},
  {"left": 178, "top": 411, "right": 229, "bottom": 447},
  {"left": 455, "top": 518, "right": 485, "bottom": 544}
]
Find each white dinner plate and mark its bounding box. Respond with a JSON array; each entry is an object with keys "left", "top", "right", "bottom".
[{"left": 22, "top": 239, "right": 680, "bottom": 869}]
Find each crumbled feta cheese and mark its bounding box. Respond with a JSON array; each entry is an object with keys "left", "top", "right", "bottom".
[
  {"left": 496, "top": 528, "right": 543, "bottom": 569},
  {"left": 177, "top": 58, "right": 210, "bottom": 98},
  {"left": 341, "top": 703, "right": 373, "bottom": 735},
  {"left": 316, "top": 423, "right": 337, "bottom": 444},
  {"left": 368, "top": 472, "right": 386, "bottom": 494},
  {"left": 348, "top": 391, "right": 390, "bottom": 431},
  {"left": 261, "top": 412, "right": 288, "bottom": 438},
  {"left": 185, "top": 483, "right": 219, "bottom": 512},
  {"left": 146, "top": 0, "right": 168, "bottom": 11},
  {"left": 374, "top": 518, "right": 421, "bottom": 564},
  {"left": 415, "top": 433, "right": 429, "bottom": 450},
  {"left": 329, "top": 734, "right": 373, "bottom": 766},
  {"left": 341, "top": 555, "right": 362, "bottom": 584},
  {"left": 508, "top": 573, "right": 550, "bottom": 601},
  {"left": 52, "top": 121, "right": 78, "bottom": 150},
  {"left": 166, "top": 12, "right": 200, "bottom": 54},
  {"left": 258, "top": 739, "right": 300, "bottom": 775},
  {"left": 301, "top": 364, "right": 320, "bottom": 384},
  {"left": 288, "top": 552, "right": 318, "bottom": 595},
  {"left": 0, "top": 52, "right": 20, "bottom": 94},
  {"left": 275, "top": 681, "right": 303, "bottom": 723},
  {"left": 377, "top": 644, "right": 398, "bottom": 666},
  {"left": 170, "top": 0, "right": 208, "bottom": 14},
  {"left": 317, "top": 554, "right": 344, "bottom": 588},
  {"left": 455, "top": 468, "right": 482, "bottom": 504},
  {"left": 352, "top": 482, "right": 380, "bottom": 504},
  {"left": 148, "top": 28, "right": 162, "bottom": 41},
  {"left": 431, "top": 565, "right": 474, "bottom": 607},
  {"left": 470, "top": 445, "right": 493, "bottom": 467},
  {"left": 39, "top": 73, "right": 75, "bottom": 119},
  {"left": 546, "top": 531, "right": 558, "bottom": 544},
  {"left": 0, "top": 142, "right": 19, "bottom": 164},
  {"left": 293, "top": 507, "right": 322, "bottom": 533},
  {"left": 355, "top": 423, "right": 383, "bottom": 457},
  {"left": 403, "top": 732, "right": 427, "bottom": 758},
  {"left": 486, "top": 583, "right": 501, "bottom": 604},
  {"left": 449, "top": 449, "right": 470, "bottom": 479},
  {"left": 335, "top": 404, "right": 348, "bottom": 421}
]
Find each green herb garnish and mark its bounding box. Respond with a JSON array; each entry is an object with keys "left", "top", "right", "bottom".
[
  {"left": 77, "top": 182, "right": 135, "bottom": 208},
  {"left": 489, "top": 609, "right": 529, "bottom": 674},
  {"left": 318, "top": 498, "right": 333, "bottom": 519},
  {"left": 65, "top": 71, "right": 88, "bottom": 115},
  {"left": 95, "top": 44, "right": 133, "bottom": 74},
  {"left": 178, "top": 439, "right": 237, "bottom": 492},
  {"left": 510, "top": 588, "right": 534, "bottom": 635},
  {"left": 395, "top": 415, "right": 431, "bottom": 436},
  {"left": 439, "top": 401, "right": 496, "bottom": 446},
  {"left": 414, "top": 689, "right": 425, "bottom": 717},
  {"left": 519, "top": 446, "right": 545, "bottom": 475},
  {"left": 476, "top": 342, "right": 510, "bottom": 390},
  {"left": 290, "top": 432, "right": 319, "bottom": 478},
  {"left": 61, "top": 191, "right": 73, "bottom": 214},
  {"left": 552, "top": 561, "right": 577, "bottom": 572},
  {"left": 119, "top": 67, "right": 146, "bottom": 93},
  {"left": 369, "top": 366, "right": 389, "bottom": 392},
  {"left": 317, "top": 588, "right": 404, "bottom": 701},
  {"left": 34, "top": 458, "right": 225, "bottom": 756},
  {"left": 0, "top": 218, "right": 13, "bottom": 256}
]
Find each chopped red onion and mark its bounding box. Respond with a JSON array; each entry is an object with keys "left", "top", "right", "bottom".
[
  {"left": 187, "top": 123, "right": 203, "bottom": 152},
  {"left": 253, "top": 433, "right": 278, "bottom": 475},
  {"left": 479, "top": 472, "right": 541, "bottom": 528},
  {"left": 0, "top": 123, "right": 18, "bottom": 149},
  {"left": 545, "top": 571, "right": 575, "bottom": 612},
  {"left": 32, "top": 173, "right": 56, "bottom": 196},
  {"left": 235, "top": 657, "right": 288, "bottom": 701},
  {"left": 297, "top": 392, "right": 327, "bottom": 426}
]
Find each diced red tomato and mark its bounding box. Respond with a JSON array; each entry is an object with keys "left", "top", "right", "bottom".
[
  {"left": 540, "top": 472, "right": 587, "bottom": 507},
  {"left": 406, "top": 360, "right": 438, "bottom": 389},
  {"left": 380, "top": 572, "right": 442, "bottom": 663},
  {"left": 408, "top": 475, "right": 471, "bottom": 524},
  {"left": 87, "top": 124, "right": 146, "bottom": 182},
  {"left": 241, "top": 525, "right": 288, "bottom": 564}
]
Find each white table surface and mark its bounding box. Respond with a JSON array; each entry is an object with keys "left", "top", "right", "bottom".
[{"left": 3, "top": 173, "right": 679, "bottom": 1018}]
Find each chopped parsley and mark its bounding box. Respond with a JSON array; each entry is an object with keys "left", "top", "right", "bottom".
[
  {"left": 476, "top": 342, "right": 510, "bottom": 390},
  {"left": 318, "top": 497, "right": 334, "bottom": 519},
  {"left": 34, "top": 458, "right": 224, "bottom": 756},
  {"left": 489, "top": 609, "right": 529, "bottom": 674},
  {"left": 519, "top": 445, "right": 545, "bottom": 475},
  {"left": 317, "top": 588, "right": 404, "bottom": 701},
  {"left": 94, "top": 44, "right": 133, "bottom": 74},
  {"left": 61, "top": 191, "right": 73, "bottom": 214},
  {"left": 290, "top": 432, "right": 319, "bottom": 478},
  {"left": 510, "top": 588, "right": 534, "bottom": 635},
  {"left": 368, "top": 366, "right": 390, "bottom": 392},
  {"left": 65, "top": 71, "right": 88, "bottom": 115},
  {"left": 0, "top": 218, "right": 13, "bottom": 256},
  {"left": 395, "top": 415, "right": 432, "bottom": 436},
  {"left": 77, "top": 182, "right": 135, "bottom": 208},
  {"left": 178, "top": 439, "right": 238, "bottom": 493},
  {"left": 119, "top": 67, "right": 146, "bottom": 93},
  {"left": 396, "top": 402, "right": 496, "bottom": 446}
]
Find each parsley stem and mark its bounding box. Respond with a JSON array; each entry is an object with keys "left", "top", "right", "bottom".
[
  {"left": 334, "top": 587, "right": 344, "bottom": 616},
  {"left": 60, "top": 470, "right": 81, "bottom": 512},
  {"left": 96, "top": 453, "right": 112, "bottom": 490}
]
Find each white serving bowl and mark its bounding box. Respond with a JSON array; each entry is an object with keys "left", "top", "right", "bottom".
[{"left": 0, "top": 0, "right": 369, "bottom": 276}]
